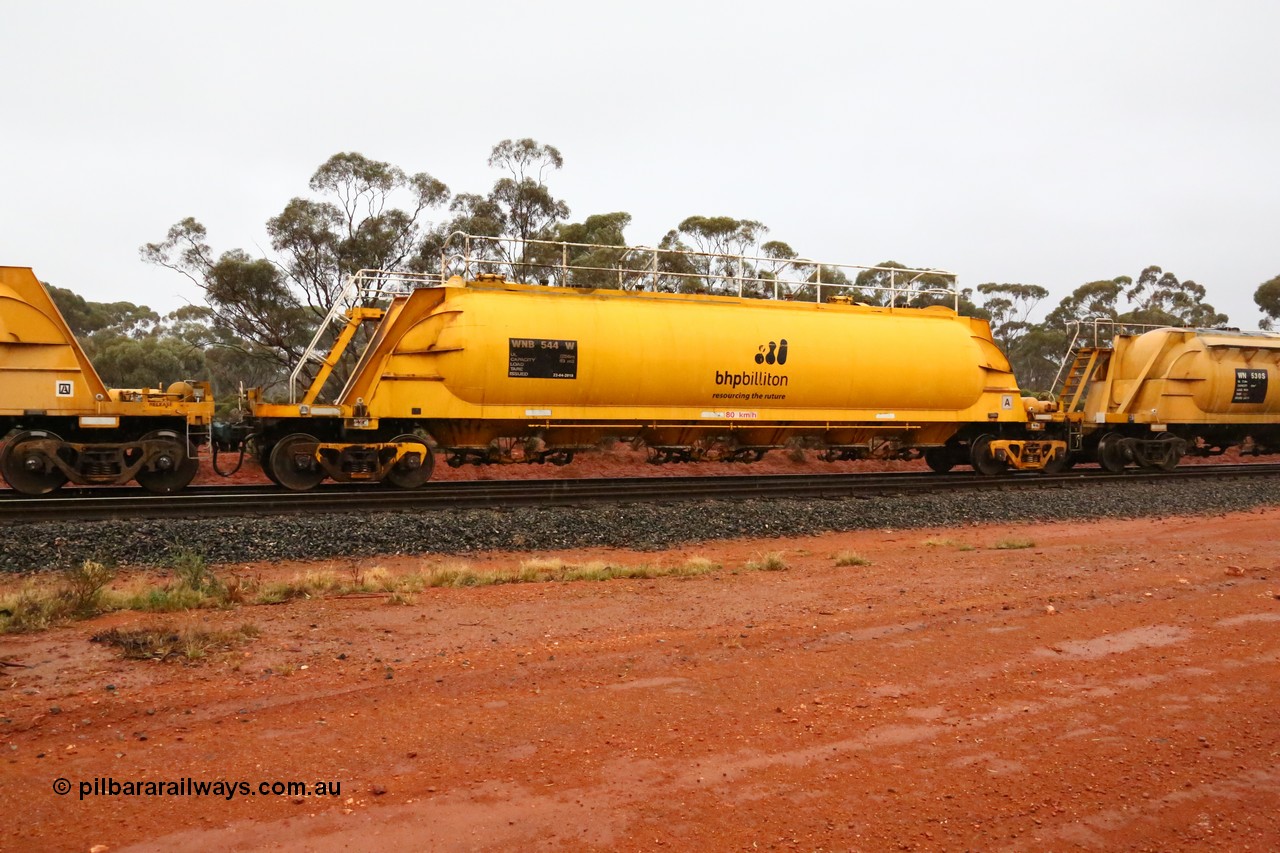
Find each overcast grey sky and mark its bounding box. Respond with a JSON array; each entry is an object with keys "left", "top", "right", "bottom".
[{"left": 2, "top": 1, "right": 1277, "bottom": 325}]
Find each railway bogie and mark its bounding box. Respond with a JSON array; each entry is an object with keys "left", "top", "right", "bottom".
[{"left": 249, "top": 410, "right": 432, "bottom": 489}]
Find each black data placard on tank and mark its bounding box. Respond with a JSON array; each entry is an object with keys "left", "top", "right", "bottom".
[
  {"left": 1233, "top": 368, "right": 1268, "bottom": 403},
  {"left": 508, "top": 338, "right": 578, "bottom": 379}
]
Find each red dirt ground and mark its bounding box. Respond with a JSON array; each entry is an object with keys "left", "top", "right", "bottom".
[{"left": 3, "top": 506, "right": 1279, "bottom": 852}]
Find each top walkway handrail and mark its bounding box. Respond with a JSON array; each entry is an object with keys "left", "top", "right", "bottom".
[{"left": 437, "top": 232, "right": 959, "bottom": 310}]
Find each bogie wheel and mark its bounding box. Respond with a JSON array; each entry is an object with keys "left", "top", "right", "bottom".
[
  {"left": 0, "top": 430, "right": 69, "bottom": 495},
  {"left": 135, "top": 430, "right": 199, "bottom": 495},
  {"left": 924, "top": 447, "right": 955, "bottom": 473},
  {"left": 1041, "top": 448, "right": 1071, "bottom": 475},
  {"left": 384, "top": 434, "right": 434, "bottom": 489},
  {"left": 1155, "top": 432, "right": 1184, "bottom": 472},
  {"left": 1096, "top": 432, "right": 1128, "bottom": 473},
  {"left": 255, "top": 440, "right": 282, "bottom": 485},
  {"left": 969, "top": 434, "right": 1007, "bottom": 476},
  {"left": 267, "top": 433, "right": 325, "bottom": 491}
]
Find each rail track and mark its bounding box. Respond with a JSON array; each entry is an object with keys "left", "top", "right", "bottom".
[{"left": 2, "top": 463, "right": 1278, "bottom": 524}]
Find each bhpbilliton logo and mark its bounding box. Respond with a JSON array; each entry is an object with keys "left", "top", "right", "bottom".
[{"left": 754, "top": 339, "right": 788, "bottom": 365}]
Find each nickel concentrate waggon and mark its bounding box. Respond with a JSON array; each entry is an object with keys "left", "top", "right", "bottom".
[{"left": 246, "top": 234, "right": 1069, "bottom": 489}]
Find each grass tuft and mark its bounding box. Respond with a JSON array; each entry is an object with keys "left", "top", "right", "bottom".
[
  {"left": 677, "top": 556, "right": 720, "bottom": 575},
  {"left": 922, "top": 537, "right": 975, "bottom": 551},
  {"left": 745, "top": 551, "right": 788, "bottom": 572},
  {"left": 170, "top": 550, "right": 220, "bottom": 593},
  {"left": 993, "top": 538, "right": 1036, "bottom": 550},
  {"left": 62, "top": 560, "right": 117, "bottom": 617},
  {"left": 0, "top": 583, "right": 69, "bottom": 633},
  {"left": 91, "top": 622, "right": 259, "bottom": 662},
  {"left": 1, "top": 560, "right": 116, "bottom": 633},
  {"left": 834, "top": 551, "right": 872, "bottom": 567},
  {"left": 416, "top": 556, "right": 721, "bottom": 588},
  {"left": 117, "top": 585, "right": 210, "bottom": 612}
]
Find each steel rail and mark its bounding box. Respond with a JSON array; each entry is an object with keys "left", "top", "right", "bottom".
[{"left": 1, "top": 463, "right": 1278, "bottom": 524}]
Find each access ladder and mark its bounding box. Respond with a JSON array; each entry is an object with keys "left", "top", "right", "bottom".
[{"left": 1056, "top": 347, "right": 1111, "bottom": 413}]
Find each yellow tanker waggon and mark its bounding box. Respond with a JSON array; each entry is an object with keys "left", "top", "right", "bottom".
[
  {"left": 0, "top": 266, "right": 213, "bottom": 494},
  {"left": 249, "top": 235, "right": 1066, "bottom": 489},
  {"left": 1053, "top": 324, "right": 1280, "bottom": 471}
]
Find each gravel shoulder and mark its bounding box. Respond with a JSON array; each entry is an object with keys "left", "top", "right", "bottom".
[
  {"left": 3, "top": 475, "right": 1279, "bottom": 572},
  {"left": 3, "top": 505, "right": 1279, "bottom": 851}
]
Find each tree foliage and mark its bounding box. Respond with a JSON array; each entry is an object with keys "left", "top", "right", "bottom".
[
  {"left": 435, "top": 139, "right": 571, "bottom": 274},
  {"left": 47, "top": 287, "right": 202, "bottom": 391},
  {"left": 142, "top": 222, "right": 311, "bottom": 380},
  {"left": 1253, "top": 274, "right": 1280, "bottom": 330},
  {"left": 975, "top": 283, "right": 1053, "bottom": 389},
  {"left": 853, "top": 262, "right": 970, "bottom": 310},
  {"left": 1119, "top": 265, "right": 1227, "bottom": 328},
  {"left": 541, "top": 212, "right": 634, "bottom": 288},
  {"left": 48, "top": 285, "right": 160, "bottom": 338},
  {"left": 977, "top": 284, "right": 1050, "bottom": 345},
  {"left": 271, "top": 152, "right": 449, "bottom": 311},
  {"left": 487, "top": 139, "right": 569, "bottom": 253},
  {"left": 655, "top": 216, "right": 768, "bottom": 294},
  {"left": 1042, "top": 278, "right": 1125, "bottom": 329},
  {"left": 143, "top": 154, "right": 451, "bottom": 393}
]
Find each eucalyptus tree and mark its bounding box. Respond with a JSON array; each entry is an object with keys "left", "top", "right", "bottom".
[
  {"left": 431, "top": 139, "right": 571, "bottom": 279},
  {"left": 488, "top": 138, "right": 570, "bottom": 257},
  {"left": 46, "top": 285, "right": 160, "bottom": 338},
  {"left": 142, "top": 153, "right": 451, "bottom": 389},
  {"left": 977, "top": 283, "right": 1050, "bottom": 352},
  {"left": 1119, "top": 265, "right": 1227, "bottom": 328},
  {"left": 1255, "top": 274, "right": 1280, "bottom": 330},
  {"left": 541, "top": 212, "right": 634, "bottom": 288},
  {"left": 656, "top": 216, "right": 768, "bottom": 294},
  {"left": 46, "top": 284, "right": 271, "bottom": 406}
]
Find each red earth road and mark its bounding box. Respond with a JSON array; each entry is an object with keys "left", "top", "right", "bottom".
[{"left": 2, "top": 508, "right": 1279, "bottom": 851}]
